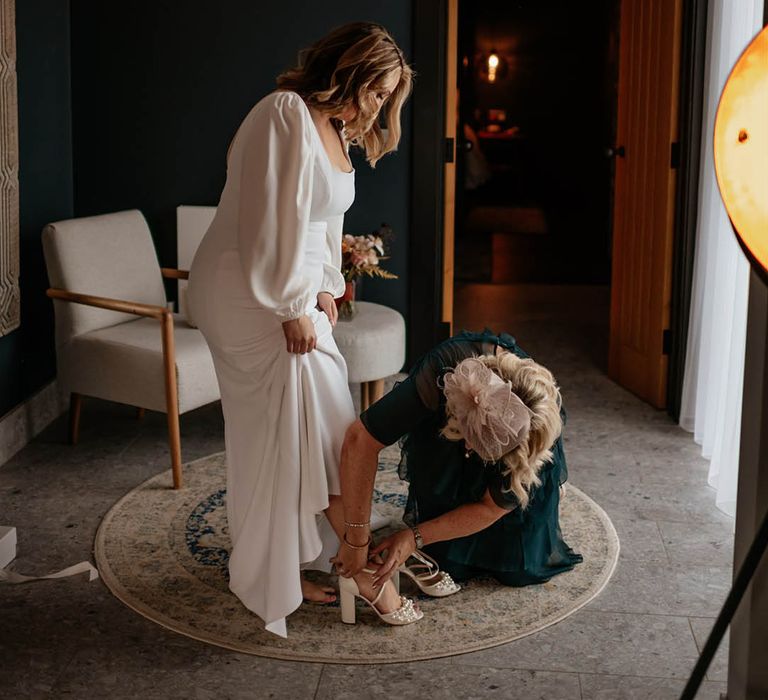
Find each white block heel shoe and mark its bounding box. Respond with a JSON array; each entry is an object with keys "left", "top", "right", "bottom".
[
  {"left": 339, "top": 568, "right": 423, "bottom": 626},
  {"left": 399, "top": 550, "right": 461, "bottom": 597}
]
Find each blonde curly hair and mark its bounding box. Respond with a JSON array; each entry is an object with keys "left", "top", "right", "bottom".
[
  {"left": 440, "top": 352, "right": 563, "bottom": 510},
  {"left": 276, "top": 22, "right": 414, "bottom": 167}
]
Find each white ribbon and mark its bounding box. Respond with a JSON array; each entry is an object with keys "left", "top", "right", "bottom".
[{"left": 0, "top": 561, "right": 99, "bottom": 584}]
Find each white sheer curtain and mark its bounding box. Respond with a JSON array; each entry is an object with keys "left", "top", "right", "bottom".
[{"left": 679, "top": 0, "right": 763, "bottom": 517}]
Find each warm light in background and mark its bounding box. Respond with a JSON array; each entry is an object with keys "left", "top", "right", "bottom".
[
  {"left": 714, "top": 25, "right": 768, "bottom": 276},
  {"left": 488, "top": 50, "right": 500, "bottom": 82}
]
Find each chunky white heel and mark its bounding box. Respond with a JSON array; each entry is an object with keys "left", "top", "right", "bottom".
[
  {"left": 399, "top": 550, "right": 461, "bottom": 597},
  {"left": 340, "top": 581, "right": 357, "bottom": 624},
  {"left": 338, "top": 568, "right": 422, "bottom": 626}
]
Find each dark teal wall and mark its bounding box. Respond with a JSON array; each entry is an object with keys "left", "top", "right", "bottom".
[
  {"left": 0, "top": 1, "right": 73, "bottom": 417},
  {"left": 0, "top": 2, "right": 412, "bottom": 418},
  {"left": 69, "top": 1, "right": 413, "bottom": 316}
]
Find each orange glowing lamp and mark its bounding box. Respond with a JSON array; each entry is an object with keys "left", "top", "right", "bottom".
[{"left": 714, "top": 25, "right": 768, "bottom": 279}]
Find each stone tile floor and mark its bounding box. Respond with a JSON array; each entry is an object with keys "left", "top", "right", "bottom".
[{"left": 0, "top": 284, "right": 732, "bottom": 699}]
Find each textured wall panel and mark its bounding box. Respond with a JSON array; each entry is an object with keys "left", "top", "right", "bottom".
[{"left": 0, "top": 0, "right": 19, "bottom": 336}]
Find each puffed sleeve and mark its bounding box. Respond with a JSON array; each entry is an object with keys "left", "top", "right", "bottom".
[
  {"left": 360, "top": 375, "right": 435, "bottom": 446},
  {"left": 234, "top": 91, "right": 316, "bottom": 320},
  {"left": 320, "top": 213, "right": 347, "bottom": 298}
]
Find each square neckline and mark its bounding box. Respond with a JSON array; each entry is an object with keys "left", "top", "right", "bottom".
[{"left": 283, "top": 90, "right": 355, "bottom": 175}]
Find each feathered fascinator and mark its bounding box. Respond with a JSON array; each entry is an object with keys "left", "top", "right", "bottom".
[{"left": 442, "top": 357, "right": 535, "bottom": 463}]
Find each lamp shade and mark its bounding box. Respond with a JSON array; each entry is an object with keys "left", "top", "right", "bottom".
[{"left": 714, "top": 25, "right": 768, "bottom": 276}]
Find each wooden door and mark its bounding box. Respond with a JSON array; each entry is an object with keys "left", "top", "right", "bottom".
[
  {"left": 442, "top": 0, "right": 458, "bottom": 331},
  {"left": 609, "top": 0, "right": 683, "bottom": 408}
]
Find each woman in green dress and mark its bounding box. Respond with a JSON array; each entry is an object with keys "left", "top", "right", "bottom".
[{"left": 332, "top": 329, "right": 582, "bottom": 610}]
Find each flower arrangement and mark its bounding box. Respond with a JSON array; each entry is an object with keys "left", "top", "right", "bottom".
[
  {"left": 337, "top": 224, "right": 398, "bottom": 319},
  {"left": 340, "top": 224, "right": 398, "bottom": 282}
]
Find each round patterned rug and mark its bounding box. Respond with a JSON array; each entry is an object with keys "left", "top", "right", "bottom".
[{"left": 95, "top": 448, "right": 619, "bottom": 664}]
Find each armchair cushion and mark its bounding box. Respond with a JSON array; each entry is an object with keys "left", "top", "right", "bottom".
[{"left": 59, "top": 315, "right": 219, "bottom": 414}]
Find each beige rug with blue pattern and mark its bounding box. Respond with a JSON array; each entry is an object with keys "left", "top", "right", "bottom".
[{"left": 94, "top": 446, "right": 619, "bottom": 664}]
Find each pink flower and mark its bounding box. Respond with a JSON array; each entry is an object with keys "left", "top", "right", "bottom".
[{"left": 340, "top": 230, "right": 397, "bottom": 281}]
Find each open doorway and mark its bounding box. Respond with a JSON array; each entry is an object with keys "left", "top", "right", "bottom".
[
  {"left": 410, "top": 0, "right": 685, "bottom": 409},
  {"left": 453, "top": 0, "right": 618, "bottom": 332}
]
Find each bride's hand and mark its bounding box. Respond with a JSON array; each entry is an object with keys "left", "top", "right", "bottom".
[
  {"left": 316, "top": 292, "right": 338, "bottom": 327},
  {"left": 282, "top": 315, "right": 317, "bottom": 354}
]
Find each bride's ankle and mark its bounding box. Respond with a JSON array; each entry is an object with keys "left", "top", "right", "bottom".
[{"left": 352, "top": 569, "right": 375, "bottom": 590}]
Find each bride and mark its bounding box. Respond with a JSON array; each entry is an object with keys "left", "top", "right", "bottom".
[{"left": 187, "top": 22, "right": 414, "bottom": 637}]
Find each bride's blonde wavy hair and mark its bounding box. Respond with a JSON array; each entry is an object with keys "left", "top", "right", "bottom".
[
  {"left": 441, "top": 353, "right": 563, "bottom": 510},
  {"left": 276, "top": 22, "right": 414, "bottom": 167}
]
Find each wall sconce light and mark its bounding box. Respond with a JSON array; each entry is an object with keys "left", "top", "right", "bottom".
[
  {"left": 477, "top": 48, "right": 508, "bottom": 83},
  {"left": 487, "top": 50, "right": 500, "bottom": 82}
]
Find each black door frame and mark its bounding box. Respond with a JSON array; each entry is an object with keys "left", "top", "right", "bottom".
[
  {"left": 667, "top": 0, "right": 710, "bottom": 419},
  {"left": 408, "top": 0, "right": 450, "bottom": 366}
]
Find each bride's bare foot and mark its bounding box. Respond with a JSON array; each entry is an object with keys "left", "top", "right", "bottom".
[
  {"left": 353, "top": 570, "right": 405, "bottom": 614},
  {"left": 301, "top": 576, "right": 337, "bottom": 604}
]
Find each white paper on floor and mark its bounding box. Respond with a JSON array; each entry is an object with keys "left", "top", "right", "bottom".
[
  {"left": 0, "top": 560, "right": 99, "bottom": 584},
  {"left": 0, "top": 525, "right": 99, "bottom": 584}
]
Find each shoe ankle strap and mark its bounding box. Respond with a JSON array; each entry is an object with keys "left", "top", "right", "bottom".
[{"left": 409, "top": 549, "right": 440, "bottom": 575}]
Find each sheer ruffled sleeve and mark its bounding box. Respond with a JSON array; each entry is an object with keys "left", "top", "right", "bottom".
[
  {"left": 360, "top": 338, "right": 479, "bottom": 445},
  {"left": 411, "top": 338, "right": 480, "bottom": 411},
  {"left": 233, "top": 91, "right": 316, "bottom": 320},
  {"left": 360, "top": 375, "right": 434, "bottom": 446},
  {"left": 320, "top": 213, "right": 347, "bottom": 298}
]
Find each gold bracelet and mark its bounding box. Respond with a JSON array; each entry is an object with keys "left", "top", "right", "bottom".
[
  {"left": 342, "top": 533, "right": 372, "bottom": 550},
  {"left": 344, "top": 520, "right": 370, "bottom": 529}
]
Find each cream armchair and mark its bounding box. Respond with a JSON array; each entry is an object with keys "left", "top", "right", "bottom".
[{"left": 41, "top": 209, "right": 220, "bottom": 489}]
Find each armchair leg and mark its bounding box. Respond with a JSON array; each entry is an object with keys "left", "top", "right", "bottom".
[
  {"left": 69, "top": 393, "right": 82, "bottom": 445},
  {"left": 360, "top": 382, "right": 370, "bottom": 413},
  {"left": 370, "top": 379, "right": 385, "bottom": 405},
  {"left": 160, "top": 311, "right": 183, "bottom": 489},
  {"left": 167, "top": 410, "right": 182, "bottom": 490},
  {"left": 136, "top": 407, "right": 146, "bottom": 420}
]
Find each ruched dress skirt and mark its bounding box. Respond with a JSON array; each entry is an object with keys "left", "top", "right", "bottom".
[{"left": 187, "top": 89, "right": 357, "bottom": 637}]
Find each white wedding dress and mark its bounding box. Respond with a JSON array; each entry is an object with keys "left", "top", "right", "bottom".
[{"left": 187, "top": 90, "right": 356, "bottom": 637}]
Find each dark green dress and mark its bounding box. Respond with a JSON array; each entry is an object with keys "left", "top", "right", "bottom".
[{"left": 360, "top": 329, "right": 583, "bottom": 586}]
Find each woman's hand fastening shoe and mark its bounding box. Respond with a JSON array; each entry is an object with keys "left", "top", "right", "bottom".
[{"left": 369, "top": 528, "right": 417, "bottom": 585}]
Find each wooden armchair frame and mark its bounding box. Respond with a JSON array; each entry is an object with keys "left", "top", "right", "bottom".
[{"left": 47, "top": 268, "right": 190, "bottom": 489}]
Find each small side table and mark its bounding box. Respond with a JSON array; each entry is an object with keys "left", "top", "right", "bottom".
[{"left": 333, "top": 301, "right": 406, "bottom": 412}]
